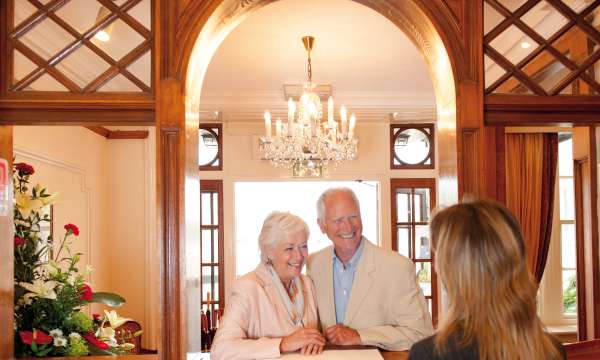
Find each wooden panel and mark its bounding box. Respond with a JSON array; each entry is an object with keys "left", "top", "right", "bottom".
[
  {"left": 0, "top": 126, "right": 13, "bottom": 360},
  {"left": 574, "top": 158, "right": 588, "bottom": 341},
  {"left": 565, "top": 339, "right": 600, "bottom": 360},
  {"left": 159, "top": 129, "right": 182, "bottom": 360},
  {"left": 485, "top": 96, "right": 600, "bottom": 125},
  {"left": 460, "top": 128, "right": 479, "bottom": 195},
  {"left": 573, "top": 126, "right": 600, "bottom": 340}
]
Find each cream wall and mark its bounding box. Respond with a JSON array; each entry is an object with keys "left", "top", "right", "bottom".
[
  {"left": 13, "top": 126, "right": 157, "bottom": 349},
  {"left": 199, "top": 121, "right": 438, "bottom": 303}
]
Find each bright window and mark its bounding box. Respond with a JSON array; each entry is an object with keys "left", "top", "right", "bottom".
[
  {"left": 234, "top": 181, "right": 379, "bottom": 277},
  {"left": 558, "top": 134, "right": 576, "bottom": 316}
]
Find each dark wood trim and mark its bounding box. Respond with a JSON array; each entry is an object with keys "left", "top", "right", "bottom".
[
  {"left": 0, "top": 108, "right": 154, "bottom": 125},
  {"left": 390, "top": 178, "right": 437, "bottom": 325},
  {"left": 198, "top": 123, "right": 223, "bottom": 171},
  {"left": 574, "top": 158, "right": 588, "bottom": 341},
  {"left": 85, "top": 126, "right": 110, "bottom": 138},
  {"left": 485, "top": 95, "right": 600, "bottom": 125},
  {"left": 390, "top": 124, "right": 435, "bottom": 169},
  {"left": 200, "top": 180, "right": 224, "bottom": 308},
  {"left": 85, "top": 126, "right": 149, "bottom": 139},
  {"left": 495, "top": 126, "right": 506, "bottom": 203},
  {"left": 160, "top": 129, "right": 182, "bottom": 360},
  {"left": 460, "top": 128, "right": 480, "bottom": 195}
]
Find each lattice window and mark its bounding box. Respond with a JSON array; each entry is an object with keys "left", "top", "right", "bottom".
[
  {"left": 484, "top": 0, "right": 600, "bottom": 95},
  {"left": 391, "top": 178, "right": 438, "bottom": 325},
  {"left": 200, "top": 180, "right": 224, "bottom": 310},
  {"left": 390, "top": 124, "right": 435, "bottom": 169},
  {"left": 199, "top": 123, "right": 223, "bottom": 171},
  {"left": 9, "top": 0, "right": 152, "bottom": 93}
]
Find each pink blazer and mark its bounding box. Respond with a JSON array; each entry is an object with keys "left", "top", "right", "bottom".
[{"left": 211, "top": 263, "right": 319, "bottom": 360}]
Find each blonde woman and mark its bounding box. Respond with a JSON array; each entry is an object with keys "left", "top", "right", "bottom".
[
  {"left": 409, "top": 199, "right": 565, "bottom": 360},
  {"left": 211, "top": 212, "right": 325, "bottom": 360}
]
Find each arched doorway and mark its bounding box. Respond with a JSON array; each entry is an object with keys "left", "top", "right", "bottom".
[{"left": 160, "top": 0, "right": 476, "bottom": 357}]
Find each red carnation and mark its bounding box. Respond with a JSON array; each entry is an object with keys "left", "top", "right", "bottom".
[
  {"left": 15, "top": 163, "right": 35, "bottom": 176},
  {"left": 64, "top": 223, "right": 79, "bottom": 236},
  {"left": 83, "top": 331, "right": 109, "bottom": 349},
  {"left": 19, "top": 329, "right": 52, "bottom": 345},
  {"left": 92, "top": 313, "right": 101, "bottom": 322},
  {"left": 14, "top": 235, "right": 25, "bottom": 247},
  {"left": 79, "top": 283, "right": 93, "bottom": 301}
]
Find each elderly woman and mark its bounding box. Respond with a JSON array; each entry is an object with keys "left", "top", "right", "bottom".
[{"left": 211, "top": 211, "right": 325, "bottom": 360}]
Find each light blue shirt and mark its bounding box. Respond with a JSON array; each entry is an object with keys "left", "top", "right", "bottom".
[{"left": 332, "top": 238, "right": 364, "bottom": 324}]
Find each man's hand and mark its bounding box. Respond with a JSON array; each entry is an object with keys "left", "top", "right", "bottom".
[{"left": 325, "top": 324, "right": 361, "bottom": 346}]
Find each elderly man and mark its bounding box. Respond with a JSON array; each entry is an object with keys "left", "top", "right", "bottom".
[{"left": 307, "top": 187, "right": 433, "bottom": 351}]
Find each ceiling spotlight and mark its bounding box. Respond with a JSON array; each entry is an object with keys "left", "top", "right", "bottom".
[
  {"left": 95, "top": 30, "right": 111, "bottom": 42},
  {"left": 520, "top": 41, "right": 532, "bottom": 49}
]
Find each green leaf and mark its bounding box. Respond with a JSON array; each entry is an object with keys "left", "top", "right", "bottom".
[{"left": 91, "top": 292, "right": 126, "bottom": 307}]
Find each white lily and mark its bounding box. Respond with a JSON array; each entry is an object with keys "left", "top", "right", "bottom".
[
  {"left": 83, "top": 265, "right": 95, "bottom": 277},
  {"left": 95, "top": 325, "right": 115, "bottom": 340},
  {"left": 19, "top": 279, "right": 58, "bottom": 300},
  {"left": 15, "top": 193, "right": 45, "bottom": 218},
  {"left": 104, "top": 310, "right": 131, "bottom": 329},
  {"left": 40, "top": 191, "right": 59, "bottom": 206},
  {"left": 43, "top": 261, "right": 60, "bottom": 277}
]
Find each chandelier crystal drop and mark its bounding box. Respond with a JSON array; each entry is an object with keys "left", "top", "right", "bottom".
[{"left": 259, "top": 36, "right": 358, "bottom": 177}]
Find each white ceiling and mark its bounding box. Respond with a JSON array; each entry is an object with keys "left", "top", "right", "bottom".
[{"left": 198, "top": 0, "right": 436, "bottom": 123}]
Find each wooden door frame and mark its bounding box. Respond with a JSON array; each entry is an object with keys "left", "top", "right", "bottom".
[{"left": 390, "top": 178, "right": 438, "bottom": 325}]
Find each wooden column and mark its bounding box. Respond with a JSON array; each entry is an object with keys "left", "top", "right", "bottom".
[
  {"left": 0, "top": 125, "right": 13, "bottom": 360},
  {"left": 573, "top": 126, "right": 600, "bottom": 340},
  {"left": 454, "top": 0, "right": 486, "bottom": 198}
]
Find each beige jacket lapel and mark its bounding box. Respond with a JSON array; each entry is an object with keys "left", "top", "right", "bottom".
[
  {"left": 344, "top": 238, "right": 375, "bottom": 325},
  {"left": 254, "top": 263, "right": 289, "bottom": 317},
  {"left": 315, "top": 246, "right": 336, "bottom": 327}
]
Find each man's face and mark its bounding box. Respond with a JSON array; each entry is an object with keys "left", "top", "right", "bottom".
[{"left": 318, "top": 191, "right": 363, "bottom": 255}]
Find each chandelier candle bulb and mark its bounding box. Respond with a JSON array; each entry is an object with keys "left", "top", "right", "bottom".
[
  {"left": 349, "top": 114, "right": 356, "bottom": 139},
  {"left": 264, "top": 111, "right": 272, "bottom": 141},
  {"left": 275, "top": 119, "right": 282, "bottom": 139},
  {"left": 340, "top": 106, "right": 347, "bottom": 136},
  {"left": 288, "top": 98, "right": 295, "bottom": 134},
  {"left": 327, "top": 96, "right": 334, "bottom": 125}
]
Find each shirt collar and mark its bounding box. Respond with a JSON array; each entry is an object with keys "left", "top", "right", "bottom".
[{"left": 332, "top": 237, "right": 364, "bottom": 269}]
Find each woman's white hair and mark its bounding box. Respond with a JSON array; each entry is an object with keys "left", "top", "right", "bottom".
[
  {"left": 316, "top": 187, "right": 361, "bottom": 222},
  {"left": 258, "top": 211, "right": 310, "bottom": 263}
]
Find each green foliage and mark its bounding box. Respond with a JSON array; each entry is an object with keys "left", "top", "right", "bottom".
[
  {"left": 63, "top": 312, "right": 94, "bottom": 333},
  {"left": 65, "top": 336, "right": 89, "bottom": 357},
  {"left": 563, "top": 274, "right": 577, "bottom": 314},
  {"left": 92, "top": 292, "right": 126, "bottom": 307}
]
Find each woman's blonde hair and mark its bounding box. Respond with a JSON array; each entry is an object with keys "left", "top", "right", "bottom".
[{"left": 431, "top": 199, "right": 562, "bottom": 360}]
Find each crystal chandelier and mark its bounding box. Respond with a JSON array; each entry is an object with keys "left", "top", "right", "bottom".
[{"left": 259, "top": 36, "right": 358, "bottom": 177}]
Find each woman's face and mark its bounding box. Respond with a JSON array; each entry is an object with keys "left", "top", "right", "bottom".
[{"left": 267, "top": 229, "right": 308, "bottom": 285}]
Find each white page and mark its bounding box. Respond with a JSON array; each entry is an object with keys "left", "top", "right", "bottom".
[{"left": 273, "top": 349, "right": 383, "bottom": 360}]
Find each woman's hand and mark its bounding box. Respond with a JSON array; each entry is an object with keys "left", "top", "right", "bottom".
[
  {"left": 280, "top": 328, "right": 326, "bottom": 353},
  {"left": 300, "top": 343, "right": 324, "bottom": 355}
]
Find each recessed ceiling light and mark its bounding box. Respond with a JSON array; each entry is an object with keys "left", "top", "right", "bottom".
[
  {"left": 520, "top": 41, "right": 532, "bottom": 49},
  {"left": 95, "top": 30, "right": 110, "bottom": 42}
]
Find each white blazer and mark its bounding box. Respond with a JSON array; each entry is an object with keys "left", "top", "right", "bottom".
[{"left": 307, "top": 238, "right": 433, "bottom": 351}]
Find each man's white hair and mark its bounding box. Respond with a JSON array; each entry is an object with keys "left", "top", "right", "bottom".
[
  {"left": 258, "top": 211, "right": 309, "bottom": 263},
  {"left": 316, "top": 187, "right": 361, "bottom": 222}
]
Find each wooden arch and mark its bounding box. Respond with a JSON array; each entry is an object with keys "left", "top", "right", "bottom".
[{"left": 156, "top": 1, "right": 485, "bottom": 358}]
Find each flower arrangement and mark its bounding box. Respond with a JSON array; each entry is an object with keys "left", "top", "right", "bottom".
[{"left": 13, "top": 162, "right": 139, "bottom": 357}]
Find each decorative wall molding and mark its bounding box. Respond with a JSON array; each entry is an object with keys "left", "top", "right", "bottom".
[{"left": 13, "top": 147, "right": 93, "bottom": 283}]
